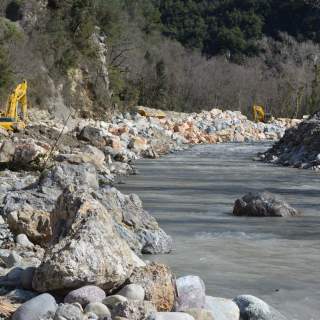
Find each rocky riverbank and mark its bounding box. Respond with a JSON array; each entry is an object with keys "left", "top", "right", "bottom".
[
  {"left": 258, "top": 111, "right": 320, "bottom": 170},
  {"left": 0, "top": 107, "right": 297, "bottom": 320}
]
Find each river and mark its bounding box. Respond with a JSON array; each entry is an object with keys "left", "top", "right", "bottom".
[{"left": 118, "top": 143, "right": 320, "bottom": 320}]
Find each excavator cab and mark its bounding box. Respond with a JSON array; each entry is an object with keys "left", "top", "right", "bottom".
[
  {"left": 0, "top": 80, "right": 28, "bottom": 131},
  {"left": 252, "top": 105, "right": 272, "bottom": 123}
]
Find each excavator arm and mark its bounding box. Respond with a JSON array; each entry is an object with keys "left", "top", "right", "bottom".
[
  {"left": 0, "top": 80, "right": 28, "bottom": 130},
  {"left": 252, "top": 105, "right": 265, "bottom": 122},
  {"left": 5, "top": 80, "right": 28, "bottom": 120}
]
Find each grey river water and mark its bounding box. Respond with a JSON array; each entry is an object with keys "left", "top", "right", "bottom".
[{"left": 118, "top": 143, "right": 320, "bottom": 320}]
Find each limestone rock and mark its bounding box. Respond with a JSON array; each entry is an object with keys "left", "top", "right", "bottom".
[
  {"left": 55, "top": 145, "right": 106, "bottom": 169},
  {"left": 128, "top": 137, "right": 148, "bottom": 153},
  {"left": 33, "top": 188, "right": 137, "bottom": 292},
  {"left": 97, "top": 188, "right": 173, "bottom": 254},
  {"left": 233, "top": 192, "right": 300, "bottom": 217},
  {"left": 0, "top": 140, "right": 15, "bottom": 163},
  {"left": 7, "top": 208, "right": 52, "bottom": 244},
  {"left": 175, "top": 276, "right": 206, "bottom": 311},
  {"left": 39, "top": 162, "right": 99, "bottom": 194},
  {"left": 128, "top": 263, "right": 175, "bottom": 312},
  {"left": 64, "top": 286, "right": 106, "bottom": 307},
  {"left": 78, "top": 126, "right": 106, "bottom": 148}
]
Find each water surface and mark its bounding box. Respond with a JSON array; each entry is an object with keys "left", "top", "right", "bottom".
[{"left": 119, "top": 143, "right": 320, "bottom": 320}]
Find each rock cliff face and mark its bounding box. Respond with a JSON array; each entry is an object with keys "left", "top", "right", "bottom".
[
  {"left": 259, "top": 111, "right": 320, "bottom": 170},
  {"left": 0, "top": 0, "right": 111, "bottom": 118}
]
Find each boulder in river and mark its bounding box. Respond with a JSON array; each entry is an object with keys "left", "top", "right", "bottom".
[{"left": 233, "top": 192, "right": 300, "bottom": 217}]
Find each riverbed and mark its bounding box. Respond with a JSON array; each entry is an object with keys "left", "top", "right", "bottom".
[{"left": 118, "top": 143, "right": 320, "bottom": 320}]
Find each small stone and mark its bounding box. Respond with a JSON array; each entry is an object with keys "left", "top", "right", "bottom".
[
  {"left": 84, "top": 302, "right": 111, "bottom": 319},
  {"left": 12, "top": 293, "right": 57, "bottom": 320},
  {"left": 64, "top": 286, "right": 106, "bottom": 307},
  {"left": 118, "top": 284, "right": 145, "bottom": 301},
  {"left": 102, "top": 295, "right": 128, "bottom": 310},
  {"left": 16, "top": 234, "right": 34, "bottom": 248},
  {"left": 54, "top": 303, "right": 84, "bottom": 320}
]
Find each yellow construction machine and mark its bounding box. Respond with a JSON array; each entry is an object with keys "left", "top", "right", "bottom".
[
  {"left": 0, "top": 80, "right": 28, "bottom": 131},
  {"left": 252, "top": 105, "right": 272, "bottom": 123}
]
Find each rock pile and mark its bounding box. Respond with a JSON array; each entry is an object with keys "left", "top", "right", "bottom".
[
  {"left": 4, "top": 274, "right": 288, "bottom": 320},
  {"left": 258, "top": 111, "right": 320, "bottom": 170}
]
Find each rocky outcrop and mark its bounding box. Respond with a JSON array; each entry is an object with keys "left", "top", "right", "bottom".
[
  {"left": 97, "top": 188, "right": 173, "bottom": 254},
  {"left": 233, "top": 192, "right": 300, "bottom": 217},
  {"left": 32, "top": 188, "right": 138, "bottom": 293},
  {"left": 259, "top": 111, "right": 320, "bottom": 170}
]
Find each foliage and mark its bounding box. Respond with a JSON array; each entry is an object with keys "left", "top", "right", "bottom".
[{"left": 158, "top": 0, "right": 320, "bottom": 58}]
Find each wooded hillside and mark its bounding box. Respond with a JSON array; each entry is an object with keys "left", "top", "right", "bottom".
[{"left": 0, "top": 0, "right": 320, "bottom": 118}]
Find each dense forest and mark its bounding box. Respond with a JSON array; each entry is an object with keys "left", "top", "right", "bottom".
[{"left": 1, "top": 0, "right": 320, "bottom": 118}]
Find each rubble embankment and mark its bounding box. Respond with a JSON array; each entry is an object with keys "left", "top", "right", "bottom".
[{"left": 0, "top": 107, "right": 297, "bottom": 320}]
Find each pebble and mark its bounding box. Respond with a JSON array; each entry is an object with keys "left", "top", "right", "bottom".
[
  {"left": 84, "top": 302, "right": 111, "bottom": 319},
  {"left": 118, "top": 284, "right": 145, "bottom": 301},
  {"left": 54, "top": 303, "right": 84, "bottom": 320},
  {"left": 64, "top": 286, "right": 106, "bottom": 307}
]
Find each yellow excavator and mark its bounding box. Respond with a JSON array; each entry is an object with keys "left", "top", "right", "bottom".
[
  {"left": 252, "top": 105, "right": 272, "bottom": 123},
  {"left": 0, "top": 80, "right": 28, "bottom": 131}
]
